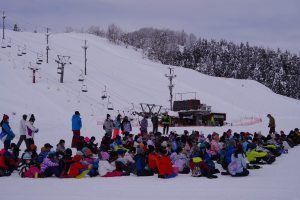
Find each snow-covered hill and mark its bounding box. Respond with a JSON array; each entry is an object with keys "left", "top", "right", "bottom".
[
  {"left": 0, "top": 30, "right": 299, "bottom": 147},
  {"left": 1, "top": 30, "right": 300, "bottom": 200}
]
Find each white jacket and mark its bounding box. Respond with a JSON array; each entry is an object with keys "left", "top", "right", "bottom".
[
  {"left": 19, "top": 119, "right": 27, "bottom": 136},
  {"left": 26, "top": 121, "right": 38, "bottom": 139},
  {"left": 98, "top": 160, "right": 116, "bottom": 176}
]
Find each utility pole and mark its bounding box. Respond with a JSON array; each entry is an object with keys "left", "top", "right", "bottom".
[
  {"left": 165, "top": 67, "right": 176, "bottom": 111},
  {"left": 82, "top": 40, "right": 88, "bottom": 75},
  {"left": 45, "top": 28, "right": 50, "bottom": 63},
  {"left": 2, "top": 11, "right": 5, "bottom": 40},
  {"left": 55, "top": 55, "right": 71, "bottom": 83},
  {"left": 28, "top": 63, "right": 40, "bottom": 83}
]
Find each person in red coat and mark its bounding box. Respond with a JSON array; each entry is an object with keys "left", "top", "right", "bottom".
[
  {"left": 157, "top": 149, "right": 177, "bottom": 179},
  {"left": 68, "top": 155, "right": 90, "bottom": 178},
  {"left": 147, "top": 145, "right": 159, "bottom": 173}
]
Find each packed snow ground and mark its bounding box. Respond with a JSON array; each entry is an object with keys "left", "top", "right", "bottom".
[{"left": 0, "top": 30, "right": 299, "bottom": 200}]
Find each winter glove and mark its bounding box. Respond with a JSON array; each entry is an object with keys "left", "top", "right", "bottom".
[{"left": 35, "top": 129, "right": 39, "bottom": 133}]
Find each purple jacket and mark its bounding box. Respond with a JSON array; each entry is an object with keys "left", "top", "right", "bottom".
[{"left": 40, "top": 158, "right": 59, "bottom": 173}]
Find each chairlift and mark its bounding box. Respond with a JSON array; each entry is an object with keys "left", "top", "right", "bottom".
[
  {"left": 57, "top": 68, "right": 62, "bottom": 74},
  {"left": 1, "top": 40, "right": 6, "bottom": 48},
  {"left": 78, "top": 70, "right": 84, "bottom": 82},
  {"left": 81, "top": 84, "right": 88, "bottom": 92},
  {"left": 17, "top": 46, "right": 23, "bottom": 56},
  {"left": 101, "top": 85, "right": 108, "bottom": 100},
  {"left": 22, "top": 45, "right": 27, "bottom": 55},
  {"left": 78, "top": 75, "right": 84, "bottom": 82},
  {"left": 107, "top": 97, "right": 114, "bottom": 110},
  {"left": 37, "top": 53, "right": 43, "bottom": 62},
  {"left": 7, "top": 39, "right": 11, "bottom": 48},
  {"left": 36, "top": 59, "right": 42, "bottom": 65}
]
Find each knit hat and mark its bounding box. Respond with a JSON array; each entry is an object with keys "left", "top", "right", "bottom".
[
  {"left": 84, "top": 137, "right": 90, "bottom": 143},
  {"left": 23, "top": 153, "right": 32, "bottom": 160},
  {"left": 75, "top": 111, "right": 80, "bottom": 115},
  {"left": 100, "top": 151, "right": 110, "bottom": 160},
  {"left": 48, "top": 151, "right": 56, "bottom": 158},
  {"left": 107, "top": 114, "right": 110, "bottom": 118},
  {"left": 65, "top": 148, "right": 72, "bottom": 156},
  {"left": 29, "top": 144, "right": 37, "bottom": 151},
  {"left": 161, "top": 141, "right": 168, "bottom": 147}
]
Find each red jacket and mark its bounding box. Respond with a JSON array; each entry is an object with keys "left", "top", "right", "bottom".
[
  {"left": 158, "top": 155, "right": 174, "bottom": 176},
  {"left": 68, "top": 162, "right": 88, "bottom": 177},
  {"left": 0, "top": 155, "right": 8, "bottom": 169},
  {"left": 148, "top": 153, "right": 159, "bottom": 170}
]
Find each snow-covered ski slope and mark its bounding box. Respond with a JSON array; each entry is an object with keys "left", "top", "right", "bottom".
[
  {"left": 0, "top": 30, "right": 299, "bottom": 146},
  {"left": 1, "top": 31, "right": 300, "bottom": 200}
]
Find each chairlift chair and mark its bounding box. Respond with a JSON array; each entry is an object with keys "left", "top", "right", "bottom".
[
  {"left": 1, "top": 40, "right": 6, "bottom": 48},
  {"left": 78, "top": 74, "right": 84, "bottom": 82},
  {"left": 107, "top": 102, "right": 114, "bottom": 110},
  {"left": 36, "top": 59, "right": 42, "bottom": 65},
  {"left": 7, "top": 40, "right": 11, "bottom": 48},
  {"left": 17, "top": 49, "right": 23, "bottom": 56},
  {"left": 107, "top": 97, "right": 114, "bottom": 110},
  {"left": 37, "top": 53, "right": 43, "bottom": 62},
  {"left": 81, "top": 84, "right": 88, "bottom": 92},
  {"left": 22, "top": 46, "right": 27, "bottom": 55},
  {"left": 101, "top": 85, "right": 108, "bottom": 100}
]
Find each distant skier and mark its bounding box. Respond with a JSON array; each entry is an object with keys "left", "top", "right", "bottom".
[
  {"left": 162, "top": 113, "right": 171, "bottom": 135},
  {"left": 71, "top": 111, "right": 82, "bottom": 148},
  {"left": 151, "top": 113, "right": 159, "bottom": 134},
  {"left": 267, "top": 114, "right": 276, "bottom": 134},
  {"left": 103, "top": 114, "right": 114, "bottom": 138},
  {"left": 140, "top": 115, "right": 148, "bottom": 134},
  {"left": 25, "top": 114, "right": 39, "bottom": 149},
  {"left": 17, "top": 114, "right": 27, "bottom": 148}
]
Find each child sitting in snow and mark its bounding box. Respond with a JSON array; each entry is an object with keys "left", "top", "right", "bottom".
[
  {"left": 40, "top": 151, "right": 61, "bottom": 177},
  {"left": 157, "top": 149, "right": 177, "bottom": 179},
  {"left": 18, "top": 152, "right": 40, "bottom": 178},
  {"left": 68, "top": 154, "right": 91, "bottom": 178},
  {"left": 228, "top": 143, "right": 249, "bottom": 177},
  {"left": 99, "top": 151, "right": 127, "bottom": 177}
]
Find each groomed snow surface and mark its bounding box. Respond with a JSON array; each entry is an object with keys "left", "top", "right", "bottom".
[{"left": 0, "top": 30, "right": 300, "bottom": 200}]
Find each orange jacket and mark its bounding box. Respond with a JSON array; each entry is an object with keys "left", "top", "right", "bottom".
[
  {"left": 158, "top": 155, "right": 173, "bottom": 176},
  {"left": 148, "top": 153, "right": 159, "bottom": 170},
  {"left": 68, "top": 162, "right": 88, "bottom": 177}
]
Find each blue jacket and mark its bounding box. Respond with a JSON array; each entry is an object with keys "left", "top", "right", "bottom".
[
  {"left": 72, "top": 115, "right": 82, "bottom": 131},
  {"left": 1, "top": 122, "right": 15, "bottom": 141}
]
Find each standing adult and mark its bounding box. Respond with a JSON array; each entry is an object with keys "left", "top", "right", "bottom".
[
  {"left": 121, "top": 116, "right": 132, "bottom": 136},
  {"left": 162, "top": 113, "right": 171, "bottom": 135},
  {"left": 17, "top": 114, "right": 27, "bottom": 148},
  {"left": 25, "top": 114, "right": 39, "bottom": 149},
  {"left": 267, "top": 114, "right": 275, "bottom": 134},
  {"left": 112, "top": 114, "right": 122, "bottom": 139},
  {"left": 0, "top": 114, "right": 15, "bottom": 150},
  {"left": 151, "top": 113, "right": 159, "bottom": 134},
  {"left": 140, "top": 116, "right": 148, "bottom": 134},
  {"left": 103, "top": 114, "right": 114, "bottom": 138},
  {"left": 71, "top": 111, "right": 82, "bottom": 148}
]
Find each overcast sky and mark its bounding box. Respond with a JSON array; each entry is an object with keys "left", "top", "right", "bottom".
[{"left": 1, "top": 0, "right": 299, "bottom": 53}]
